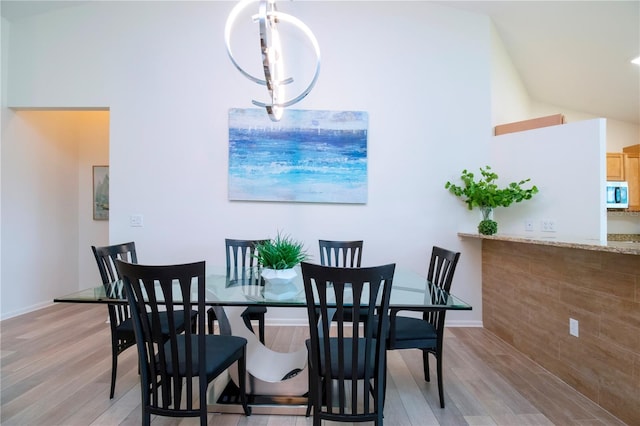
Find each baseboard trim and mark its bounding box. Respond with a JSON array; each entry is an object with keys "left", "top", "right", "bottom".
[
  {"left": 445, "top": 320, "right": 483, "bottom": 327},
  {"left": 1, "top": 301, "right": 54, "bottom": 321},
  {"left": 261, "top": 319, "right": 484, "bottom": 328}
]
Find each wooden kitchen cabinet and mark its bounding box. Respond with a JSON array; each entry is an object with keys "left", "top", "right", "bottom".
[
  {"left": 607, "top": 152, "right": 625, "bottom": 180},
  {"left": 623, "top": 145, "right": 640, "bottom": 211}
]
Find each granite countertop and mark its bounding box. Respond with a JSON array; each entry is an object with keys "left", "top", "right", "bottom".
[
  {"left": 607, "top": 233, "right": 640, "bottom": 242},
  {"left": 458, "top": 233, "right": 640, "bottom": 256}
]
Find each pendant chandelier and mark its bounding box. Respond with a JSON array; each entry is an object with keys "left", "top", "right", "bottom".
[{"left": 224, "top": 0, "right": 321, "bottom": 121}]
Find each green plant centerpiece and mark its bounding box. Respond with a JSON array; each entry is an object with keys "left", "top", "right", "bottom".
[
  {"left": 254, "top": 232, "right": 308, "bottom": 270},
  {"left": 445, "top": 166, "right": 538, "bottom": 235},
  {"left": 255, "top": 232, "right": 309, "bottom": 300}
]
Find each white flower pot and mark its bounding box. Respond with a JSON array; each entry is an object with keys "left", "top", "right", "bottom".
[{"left": 261, "top": 268, "right": 299, "bottom": 300}]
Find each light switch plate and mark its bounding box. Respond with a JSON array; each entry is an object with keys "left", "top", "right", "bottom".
[{"left": 129, "top": 214, "right": 143, "bottom": 227}]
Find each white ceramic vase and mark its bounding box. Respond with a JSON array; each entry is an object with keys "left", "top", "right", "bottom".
[{"left": 261, "top": 268, "right": 299, "bottom": 301}]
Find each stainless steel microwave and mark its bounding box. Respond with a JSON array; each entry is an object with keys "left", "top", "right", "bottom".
[{"left": 606, "top": 181, "right": 629, "bottom": 209}]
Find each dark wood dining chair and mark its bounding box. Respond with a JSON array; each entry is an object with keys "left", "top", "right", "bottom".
[
  {"left": 115, "top": 259, "right": 251, "bottom": 425},
  {"left": 301, "top": 262, "right": 395, "bottom": 426},
  {"left": 91, "top": 242, "right": 197, "bottom": 399},
  {"left": 207, "top": 239, "right": 268, "bottom": 342},
  {"left": 382, "top": 246, "right": 460, "bottom": 408},
  {"left": 91, "top": 242, "right": 138, "bottom": 399}
]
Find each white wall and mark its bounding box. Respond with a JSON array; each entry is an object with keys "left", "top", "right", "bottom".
[
  {"left": 1, "top": 16, "right": 8, "bottom": 303},
  {"left": 3, "top": 1, "right": 630, "bottom": 324},
  {"left": 487, "top": 12, "right": 608, "bottom": 242},
  {"left": 489, "top": 16, "right": 639, "bottom": 153},
  {"left": 0, "top": 110, "right": 109, "bottom": 318},
  {"left": 490, "top": 119, "right": 606, "bottom": 243},
  {"left": 531, "top": 100, "right": 640, "bottom": 150},
  {"left": 2, "top": 111, "right": 79, "bottom": 315},
  {"left": 1, "top": 1, "right": 497, "bottom": 324},
  {"left": 530, "top": 101, "right": 640, "bottom": 235},
  {"left": 604, "top": 118, "right": 640, "bottom": 151},
  {"left": 490, "top": 22, "right": 531, "bottom": 126},
  {"left": 490, "top": 18, "right": 639, "bottom": 238}
]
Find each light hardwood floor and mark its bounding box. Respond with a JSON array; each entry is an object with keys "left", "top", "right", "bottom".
[{"left": 0, "top": 303, "right": 627, "bottom": 425}]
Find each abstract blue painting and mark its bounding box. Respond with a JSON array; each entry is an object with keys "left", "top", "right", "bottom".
[{"left": 228, "top": 108, "right": 368, "bottom": 203}]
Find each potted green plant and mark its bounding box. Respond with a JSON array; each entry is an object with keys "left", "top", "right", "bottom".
[
  {"left": 255, "top": 232, "right": 308, "bottom": 270},
  {"left": 255, "top": 232, "right": 309, "bottom": 300},
  {"left": 445, "top": 166, "right": 538, "bottom": 235}
]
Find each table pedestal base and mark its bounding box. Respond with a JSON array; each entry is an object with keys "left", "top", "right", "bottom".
[
  {"left": 206, "top": 366, "right": 308, "bottom": 415},
  {"left": 211, "top": 306, "right": 309, "bottom": 396}
]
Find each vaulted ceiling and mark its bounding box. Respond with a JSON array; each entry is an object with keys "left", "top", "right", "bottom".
[
  {"left": 2, "top": 0, "right": 639, "bottom": 124},
  {"left": 441, "top": 1, "right": 639, "bottom": 125}
]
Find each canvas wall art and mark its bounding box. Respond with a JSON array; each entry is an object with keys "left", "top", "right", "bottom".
[{"left": 228, "top": 108, "right": 368, "bottom": 203}]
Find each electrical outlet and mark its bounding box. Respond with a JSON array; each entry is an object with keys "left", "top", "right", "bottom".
[
  {"left": 569, "top": 318, "right": 579, "bottom": 337},
  {"left": 541, "top": 219, "right": 557, "bottom": 232},
  {"left": 525, "top": 219, "right": 534, "bottom": 231},
  {"left": 129, "top": 214, "right": 144, "bottom": 227}
]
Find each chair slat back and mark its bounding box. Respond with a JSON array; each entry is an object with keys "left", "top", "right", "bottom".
[
  {"left": 115, "top": 260, "right": 207, "bottom": 415},
  {"left": 318, "top": 240, "right": 363, "bottom": 268},
  {"left": 225, "top": 238, "right": 269, "bottom": 290},
  {"left": 301, "top": 262, "right": 394, "bottom": 421},
  {"left": 429, "top": 246, "right": 460, "bottom": 293},
  {"left": 424, "top": 246, "right": 461, "bottom": 328},
  {"left": 225, "top": 238, "right": 268, "bottom": 270},
  {"left": 92, "top": 242, "right": 138, "bottom": 326},
  {"left": 92, "top": 242, "right": 138, "bottom": 284}
]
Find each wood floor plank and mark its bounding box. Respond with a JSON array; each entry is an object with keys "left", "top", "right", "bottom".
[
  {"left": 1, "top": 304, "right": 629, "bottom": 425},
  {"left": 386, "top": 350, "right": 440, "bottom": 425},
  {"left": 89, "top": 385, "right": 141, "bottom": 426},
  {"left": 31, "top": 382, "right": 107, "bottom": 425},
  {"left": 2, "top": 345, "right": 113, "bottom": 424},
  {"left": 448, "top": 327, "right": 626, "bottom": 426},
  {"left": 381, "top": 374, "right": 414, "bottom": 426}
]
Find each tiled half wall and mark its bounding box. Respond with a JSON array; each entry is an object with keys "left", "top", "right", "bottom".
[{"left": 482, "top": 240, "right": 639, "bottom": 424}]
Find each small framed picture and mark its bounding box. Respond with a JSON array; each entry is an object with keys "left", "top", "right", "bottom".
[{"left": 93, "top": 165, "right": 109, "bottom": 220}]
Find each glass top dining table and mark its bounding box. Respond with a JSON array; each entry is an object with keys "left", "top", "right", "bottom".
[{"left": 54, "top": 264, "right": 472, "bottom": 312}]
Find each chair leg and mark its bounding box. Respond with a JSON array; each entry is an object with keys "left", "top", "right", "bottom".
[
  {"left": 238, "top": 348, "right": 252, "bottom": 416},
  {"left": 207, "top": 308, "right": 215, "bottom": 334},
  {"left": 306, "top": 353, "right": 314, "bottom": 417},
  {"left": 241, "top": 313, "right": 254, "bottom": 334},
  {"left": 423, "top": 350, "right": 430, "bottom": 382},
  {"left": 376, "top": 369, "right": 386, "bottom": 426},
  {"left": 110, "top": 342, "right": 118, "bottom": 399},
  {"left": 258, "top": 314, "right": 265, "bottom": 344},
  {"left": 313, "top": 396, "right": 321, "bottom": 426},
  {"left": 312, "top": 390, "right": 323, "bottom": 426},
  {"left": 382, "top": 354, "right": 388, "bottom": 407},
  {"left": 436, "top": 354, "right": 445, "bottom": 409},
  {"left": 200, "top": 373, "right": 208, "bottom": 426},
  {"left": 142, "top": 408, "right": 151, "bottom": 426},
  {"left": 175, "top": 378, "right": 183, "bottom": 409},
  {"left": 305, "top": 387, "right": 313, "bottom": 417},
  {"left": 241, "top": 313, "right": 266, "bottom": 344},
  {"left": 213, "top": 307, "right": 264, "bottom": 343},
  {"left": 376, "top": 410, "right": 384, "bottom": 426},
  {"left": 191, "top": 315, "right": 198, "bottom": 334},
  {"left": 305, "top": 377, "right": 312, "bottom": 417}
]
